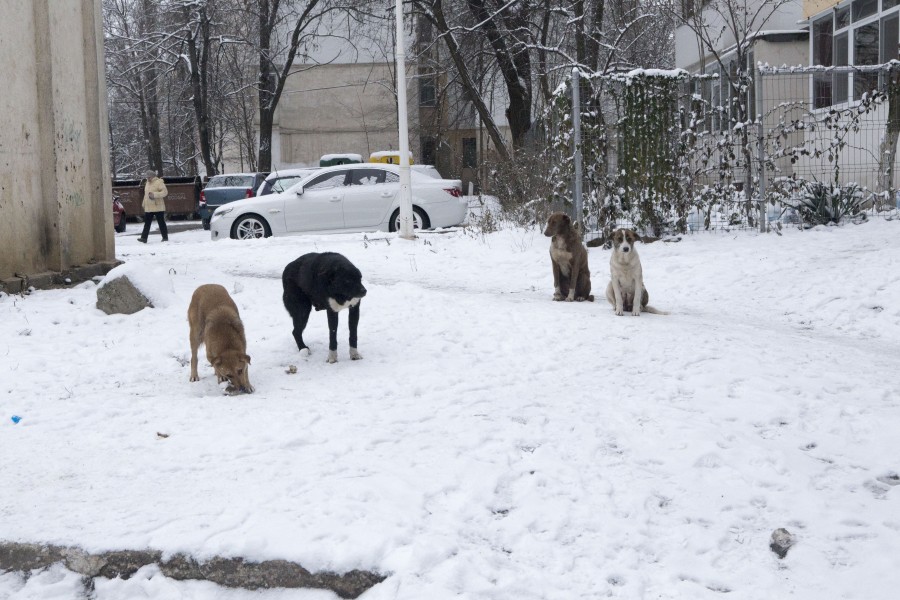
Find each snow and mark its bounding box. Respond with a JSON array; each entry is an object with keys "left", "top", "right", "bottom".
[
  {"left": 98, "top": 262, "right": 176, "bottom": 309},
  {"left": 368, "top": 151, "right": 413, "bottom": 159},
  {"left": 623, "top": 68, "right": 688, "bottom": 79},
  {"left": 320, "top": 153, "right": 362, "bottom": 163},
  {"left": 3, "top": 218, "right": 900, "bottom": 599}
]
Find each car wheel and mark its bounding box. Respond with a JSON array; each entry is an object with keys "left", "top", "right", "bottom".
[
  {"left": 389, "top": 206, "right": 430, "bottom": 232},
  {"left": 114, "top": 216, "right": 126, "bottom": 233},
  {"left": 202, "top": 218, "right": 210, "bottom": 231},
  {"left": 231, "top": 214, "right": 271, "bottom": 240}
]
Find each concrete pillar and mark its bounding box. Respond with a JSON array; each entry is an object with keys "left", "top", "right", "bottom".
[{"left": 0, "top": 0, "right": 115, "bottom": 292}]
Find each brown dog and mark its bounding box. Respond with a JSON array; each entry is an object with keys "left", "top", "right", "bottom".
[
  {"left": 188, "top": 284, "right": 253, "bottom": 394},
  {"left": 543, "top": 212, "right": 594, "bottom": 302}
]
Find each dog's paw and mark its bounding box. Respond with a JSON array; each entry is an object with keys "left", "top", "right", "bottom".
[
  {"left": 575, "top": 296, "right": 585, "bottom": 302},
  {"left": 299, "top": 347, "right": 311, "bottom": 358},
  {"left": 349, "top": 348, "right": 362, "bottom": 360},
  {"left": 632, "top": 308, "right": 641, "bottom": 316},
  {"left": 615, "top": 307, "right": 624, "bottom": 316},
  {"left": 565, "top": 297, "right": 574, "bottom": 302},
  {"left": 326, "top": 350, "right": 338, "bottom": 364},
  {"left": 552, "top": 293, "right": 563, "bottom": 301},
  {"left": 189, "top": 374, "right": 199, "bottom": 382}
]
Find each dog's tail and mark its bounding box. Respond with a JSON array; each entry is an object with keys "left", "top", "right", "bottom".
[
  {"left": 587, "top": 294, "right": 595, "bottom": 302},
  {"left": 643, "top": 305, "right": 669, "bottom": 315}
]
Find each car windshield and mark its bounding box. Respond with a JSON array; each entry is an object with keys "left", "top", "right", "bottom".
[{"left": 208, "top": 175, "right": 254, "bottom": 188}]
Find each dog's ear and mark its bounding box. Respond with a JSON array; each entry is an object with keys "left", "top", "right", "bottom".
[
  {"left": 562, "top": 213, "right": 571, "bottom": 225},
  {"left": 244, "top": 354, "right": 251, "bottom": 365},
  {"left": 626, "top": 229, "right": 639, "bottom": 244}
]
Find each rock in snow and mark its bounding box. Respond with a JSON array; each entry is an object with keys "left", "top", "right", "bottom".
[
  {"left": 770, "top": 528, "right": 796, "bottom": 559},
  {"left": 95, "top": 275, "right": 153, "bottom": 315}
]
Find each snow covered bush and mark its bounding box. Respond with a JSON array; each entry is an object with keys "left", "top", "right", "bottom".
[{"left": 783, "top": 181, "right": 866, "bottom": 227}]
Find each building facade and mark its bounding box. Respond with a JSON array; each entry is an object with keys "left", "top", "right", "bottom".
[{"left": 237, "top": 10, "right": 510, "bottom": 193}]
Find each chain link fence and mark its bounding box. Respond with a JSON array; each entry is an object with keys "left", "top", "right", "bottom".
[{"left": 540, "top": 63, "right": 900, "bottom": 239}]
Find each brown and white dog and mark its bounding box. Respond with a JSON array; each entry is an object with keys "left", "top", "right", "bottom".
[
  {"left": 606, "top": 228, "right": 668, "bottom": 316},
  {"left": 544, "top": 212, "right": 594, "bottom": 302},
  {"left": 188, "top": 284, "right": 254, "bottom": 394}
]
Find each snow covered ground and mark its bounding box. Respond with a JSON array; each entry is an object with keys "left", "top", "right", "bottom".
[{"left": 2, "top": 217, "right": 900, "bottom": 599}]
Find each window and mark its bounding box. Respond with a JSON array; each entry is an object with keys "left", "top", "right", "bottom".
[
  {"left": 854, "top": 22, "right": 880, "bottom": 97},
  {"left": 852, "top": 0, "right": 877, "bottom": 22},
  {"left": 836, "top": 6, "right": 851, "bottom": 29},
  {"left": 270, "top": 176, "right": 303, "bottom": 194},
  {"left": 681, "top": 0, "right": 696, "bottom": 20},
  {"left": 384, "top": 172, "right": 399, "bottom": 183},
  {"left": 208, "top": 175, "right": 255, "bottom": 188},
  {"left": 462, "top": 138, "right": 477, "bottom": 168},
  {"left": 710, "top": 66, "right": 723, "bottom": 131},
  {"left": 419, "top": 73, "right": 436, "bottom": 106},
  {"left": 834, "top": 33, "right": 849, "bottom": 104},
  {"left": 681, "top": 0, "right": 709, "bottom": 21},
  {"left": 813, "top": 16, "right": 834, "bottom": 108},
  {"left": 350, "top": 169, "right": 386, "bottom": 186},
  {"left": 305, "top": 171, "right": 347, "bottom": 190},
  {"left": 883, "top": 13, "right": 899, "bottom": 62},
  {"left": 811, "top": 0, "right": 900, "bottom": 106},
  {"left": 417, "top": 15, "right": 433, "bottom": 47},
  {"left": 421, "top": 137, "right": 437, "bottom": 165}
]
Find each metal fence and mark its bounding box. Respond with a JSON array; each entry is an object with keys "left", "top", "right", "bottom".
[{"left": 558, "top": 63, "right": 900, "bottom": 237}]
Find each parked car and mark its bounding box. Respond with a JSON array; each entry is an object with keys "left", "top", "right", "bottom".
[
  {"left": 368, "top": 150, "right": 413, "bottom": 165},
  {"left": 209, "top": 164, "right": 465, "bottom": 240},
  {"left": 112, "top": 194, "right": 126, "bottom": 233},
  {"left": 256, "top": 168, "right": 321, "bottom": 197},
  {"left": 411, "top": 164, "right": 443, "bottom": 179},
  {"left": 200, "top": 172, "right": 269, "bottom": 230}
]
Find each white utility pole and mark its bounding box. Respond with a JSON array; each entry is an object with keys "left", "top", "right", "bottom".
[{"left": 394, "top": 0, "right": 415, "bottom": 239}]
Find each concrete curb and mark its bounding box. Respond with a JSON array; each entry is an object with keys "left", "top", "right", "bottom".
[
  {"left": 0, "top": 542, "right": 386, "bottom": 599},
  {"left": 0, "top": 260, "right": 121, "bottom": 294}
]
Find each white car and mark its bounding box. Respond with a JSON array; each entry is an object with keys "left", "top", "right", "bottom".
[
  {"left": 210, "top": 164, "right": 466, "bottom": 240},
  {"left": 255, "top": 167, "right": 321, "bottom": 197}
]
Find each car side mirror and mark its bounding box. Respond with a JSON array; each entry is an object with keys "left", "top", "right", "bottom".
[{"left": 295, "top": 186, "right": 304, "bottom": 196}]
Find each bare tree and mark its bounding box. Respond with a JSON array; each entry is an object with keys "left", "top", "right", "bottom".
[
  {"left": 244, "top": 0, "right": 351, "bottom": 171},
  {"left": 104, "top": 0, "right": 167, "bottom": 174},
  {"left": 172, "top": 0, "right": 217, "bottom": 175},
  {"left": 674, "top": 0, "right": 795, "bottom": 217}
]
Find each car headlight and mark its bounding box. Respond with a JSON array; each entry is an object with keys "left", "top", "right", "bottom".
[{"left": 211, "top": 207, "right": 234, "bottom": 221}]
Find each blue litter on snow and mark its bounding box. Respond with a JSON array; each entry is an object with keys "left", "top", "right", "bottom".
[{"left": 11, "top": 416, "right": 22, "bottom": 424}]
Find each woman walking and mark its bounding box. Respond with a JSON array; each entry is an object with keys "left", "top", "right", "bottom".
[{"left": 138, "top": 169, "right": 168, "bottom": 243}]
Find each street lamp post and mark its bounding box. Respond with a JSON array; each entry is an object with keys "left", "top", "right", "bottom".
[{"left": 394, "top": 0, "right": 414, "bottom": 239}]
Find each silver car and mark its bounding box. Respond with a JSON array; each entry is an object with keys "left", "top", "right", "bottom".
[{"left": 210, "top": 164, "right": 466, "bottom": 240}]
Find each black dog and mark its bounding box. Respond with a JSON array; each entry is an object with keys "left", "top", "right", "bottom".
[{"left": 282, "top": 252, "right": 367, "bottom": 363}]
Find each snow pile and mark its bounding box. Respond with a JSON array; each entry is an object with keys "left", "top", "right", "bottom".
[
  {"left": 98, "top": 261, "right": 177, "bottom": 309},
  {"left": 2, "top": 220, "right": 900, "bottom": 599}
]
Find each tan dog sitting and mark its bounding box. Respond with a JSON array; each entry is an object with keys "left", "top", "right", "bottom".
[
  {"left": 188, "top": 284, "right": 254, "bottom": 394},
  {"left": 606, "top": 228, "right": 668, "bottom": 316},
  {"left": 544, "top": 212, "right": 594, "bottom": 302}
]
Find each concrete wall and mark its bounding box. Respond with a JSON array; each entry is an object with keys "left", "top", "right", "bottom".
[
  {"left": 0, "top": 0, "right": 115, "bottom": 291},
  {"left": 804, "top": 0, "right": 839, "bottom": 19},
  {"left": 272, "top": 62, "right": 419, "bottom": 168},
  {"left": 675, "top": 0, "right": 805, "bottom": 69}
]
